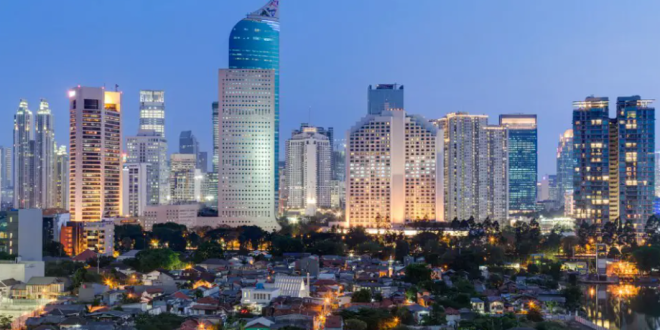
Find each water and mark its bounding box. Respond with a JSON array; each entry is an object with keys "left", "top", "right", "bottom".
[{"left": 582, "top": 284, "right": 660, "bottom": 330}]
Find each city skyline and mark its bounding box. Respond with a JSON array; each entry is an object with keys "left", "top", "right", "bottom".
[{"left": 3, "top": 1, "right": 660, "bottom": 179}]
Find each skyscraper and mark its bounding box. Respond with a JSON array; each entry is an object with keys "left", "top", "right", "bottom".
[
  {"left": 179, "top": 131, "right": 199, "bottom": 155},
  {"left": 53, "top": 145, "right": 69, "bottom": 210},
  {"left": 556, "top": 129, "right": 575, "bottom": 205},
  {"left": 614, "top": 96, "right": 655, "bottom": 230},
  {"left": 346, "top": 110, "right": 443, "bottom": 227},
  {"left": 1, "top": 146, "right": 11, "bottom": 190},
  {"left": 229, "top": 0, "right": 280, "bottom": 208},
  {"left": 484, "top": 126, "right": 509, "bottom": 222},
  {"left": 139, "top": 90, "right": 165, "bottom": 137},
  {"left": 655, "top": 151, "right": 660, "bottom": 199},
  {"left": 126, "top": 130, "right": 168, "bottom": 205},
  {"left": 35, "top": 99, "right": 54, "bottom": 209},
  {"left": 218, "top": 69, "right": 278, "bottom": 230},
  {"left": 209, "top": 102, "right": 219, "bottom": 206},
  {"left": 68, "top": 86, "right": 122, "bottom": 222},
  {"left": 198, "top": 151, "right": 208, "bottom": 173},
  {"left": 170, "top": 154, "right": 196, "bottom": 204},
  {"left": 368, "top": 84, "right": 404, "bottom": 115},
  {"left": 285, "top": 126, "right": 332, "bottom": 215},
  {"left": 435, "top": 113, "right": 488, "bottom": 221},
  {"left": 573, "top": 97, "right": 611, "bottom": 225},
  {"left": 499, "top": 114, "right": 538, "bottom": 216},
  {"left": 13, "top": 99, "right": 34, "bottom": 209}
]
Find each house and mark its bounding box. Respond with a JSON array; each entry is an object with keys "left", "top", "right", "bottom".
[
  {"left": 142, "top": 269, "right": 176, "bottom": 286},
  {"left": 445, "top": 307, "right": 461, "bottom": 327},
  {"left": 78, "top": 283, "right": 109, "bottom": 303},
  {"left": 116, "top": 250, "right": 140, "bottom": 261},
  {"left": 245, "top": 317, "right": 275, "bottom": 330},
  {"left": 470, "top": 298, "right": 484, "bottom": 313},
  {"left": 486, "top": 296, "right": 505, "bottom": 314},
  {"left": 0, "top": 278, "right": 20, "bottom": 298},
  {"left": 72, "top": 250, "right": 97, "bottom": 262},
  {"left": 12, "top": 277, "right": 68, "bottom": 300},
  {"left": 324, "top": 316, "right": 343, "bottom": 330},
  {"left": 190, "top": 296, "right": 224, "bottom": 316},
  {"left": 241, "top": 283, "right": 281, "bottom": 312}
]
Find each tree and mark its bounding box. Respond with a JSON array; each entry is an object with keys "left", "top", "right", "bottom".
[
  {"left": 351, "top": 289, "right": 372, "bottom": 303},
  {"left": 422, "top": 303, "right": 446, "bottom": 325},
  {"left": 645, "top": 215, "right": 660, "bottom": 245},
  {"left": 405, "top": 263, "right": 431, "bottom": 284},
  {"left": 394, "top": 240, "right": 410, "bottom": 261},
  {"left": 633, "top": 246, "right": 660, "bottom": 273},
  {"left": 238, "top": 226, "right": 267, "bottom": 251},
  {"left": 192, "top": 241, "right": 224, "bottom": 263},
  {"left": 527, "top": 306, "right": 543, "bottom": 322},
  {"left": 561, "top": 236, "right": 579, "bottom": 257},
  {"left": 115, "top": 224, "right": 147, "bottom": 250},
  {"left": 0, "top": 316, "right": 12, "bottom": 330},
  {"left": 346, "top": 227, "right": 369, "bottom": 249},
  {"left": 270, "top": 235, "right": 305, "bottom": 256},
  {"left": 152, "top": 223, "right": 188, "bottom": 252},
  {"left": 43, "top": 241, "right": 65, "bottom": 257},
  {"left": 356, "top": 241, "right": 381, "bottom": 255},
  {"left": 562, "top": 285, "right": 582, "bottom": 311},
  {"left": 132, "top": 249, "right": 183, "bottom": 272},
  {"left": 308, "top": 239, "right": 346, "bottom": 256},
  {"left": 135, "top": 313, "right": 184, "bottom": 330},
  {"left": 344, "top": 319, "right": 367, "bottom": 330}
]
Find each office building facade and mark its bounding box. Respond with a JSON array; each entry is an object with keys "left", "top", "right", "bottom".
[
  {"left": 13, "top": 99, "right": 34, "bottom": 209},
  {"left": 122, "top": 163, "right": 151, "bottom": 217},
  {"left": 139, "top": 90, "right": 165, "bottom": 137},
  {"left": 35, "top": 99, "right": 54, "bottom": 209},
  {"left": 368, "top": 84, "right": 404, "bottom": 115},
  {"left": 285, "top": 126, "right": 332, "bottom": 215},
  {"left": 170, "top": 154, "right": 197, "bottom": 204},
  {"left": 53, "top": 145, "right": 69, "bottom": 210},
  {"left": 346, "top": 110, "right": 443, "bottom": 227},
  {"left": 217, "top": 69, "right": 278, "bottom": 230},
  {"left": 484, "top": 126, "right": 509, "bottom": 222},
  {"left": 499, "top": 114, "right": 538, "bottom": 216},
  {"left": 126, "top": 131, "right": 169, "bottom": 205},
  {"left": 556, "top": 129, "right": 575, "bottom": 205},
  {"left": 68, "top": 86, "right": 122, "bottom": 222}
]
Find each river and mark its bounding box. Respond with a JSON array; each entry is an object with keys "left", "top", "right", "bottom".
[{"left": 582, "top": 284, "right": 660, "bottom": 330}]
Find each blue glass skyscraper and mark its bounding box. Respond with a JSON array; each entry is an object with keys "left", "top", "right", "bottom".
[
  {"left": 500, "top": 114, "right": 538, "bottom": 216},
  {"left": 229, "top": 0, "right": 281, "bottom": 200}
]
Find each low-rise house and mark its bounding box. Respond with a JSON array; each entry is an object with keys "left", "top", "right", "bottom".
[
  {"left": 116, "top": 250, "right": 140, "bottom": 261},
  {"left": 324, "top": 316, "right": 343, "bottom": 330},
  {"left": 445, "top": 307, "right": 461, "bottom": 326},
  {"left": 486, "top": 296, "right": 504, "bottom": 314},
  {"left": 470, "top": 298, "right": 484, "bottom": 313},
  {"left": 241, "top": 283, "right": 281, "bottom": 312},
  {"left": 78, "top": 283, "right": 109, "bottom": 303},
  {"left": 142, "top": 269, "right": 176, "bottom": 286},
  {"left": 12, "top": 277, "right": 68, "bottom": 300},
  {"left": 245, "top": 317, "right": 275, "bottom": 330}
]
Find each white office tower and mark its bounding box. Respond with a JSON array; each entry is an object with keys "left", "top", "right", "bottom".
[
  {"left": 68, "top": 86, "right": 123, "bottom": 222},
  {"left": 53, "top": 145, "right": 69, "bottom": 210},
  {"left": 122, "top": 163, "right": 150, "bottom": 216},
  {"left": 13, "top": 99, "right": 34, "bottom": 209},
  {"left": 126, "top": 130, "right": 168, "bottom": 205},
  {"left": 139, "top": 90, "right": 165, "bottom": 137},
  {"left": 35, "top": 99, "right": 55, "bottom": 209},
  {"left": 435, "top": 113, "right": 489, "bottom": 221},
  {"left": 484, "top": 126, "right": 509, "bottom": 222},
  {"left": 170, "top": 154, "right": 196, "bottom": 204},
  {"left": 346, "top": 110, "right": 443, "bottom": 228},
  {"left": 217, "top": 69, "right": 278, "bottom": 230},
  {"left": 285, "top": 126, "right": 332, "bottom": 216}
]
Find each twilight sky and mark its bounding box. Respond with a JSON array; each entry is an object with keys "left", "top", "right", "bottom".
[{"left": 1, "top": 0, "right": 659, "bottom": 178}]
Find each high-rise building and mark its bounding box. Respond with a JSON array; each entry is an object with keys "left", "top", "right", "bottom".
[
  {"left": 13, "top": 99, "right": 34, "bottom": 209},
  {"left": 229, "top": 0, "right": 281, "bottom": 211},
  {"left": 1, "top": 146, "right": 12, "bottom": 190},
  {"left": 209, "top": 102, "right": 220, "bottom": 207},
  {"left": 346, "top": 110, "right": 443, "bottom": 227},
  {"left": 170, "top": 154, "right": 196, "bottom": 204},
  {"left": 68, "top": 86, "right": 123, "bottom": 222},
  {"left": 573, "top": 95, "right": 655, "bottom": 231},
  {"left": 217, "top": 69, "right": 278, "bottom": 230},
  {"left": 179, "top": 130, "right": 199, "bottom": 155},
  {"left": 332, "top": 140, "right": 346, "bottom": 182},
  {"left": 0, "top": 209, "right": 43, "bottom": 261},
  {"left": 368, "top": 84, "right": 404, "bottom": 115},
  {"left": 285, "top": 126, "right": 332, "bottom": 215},
  {"left": 435, "top": 113, "right": 488, "bottom": 221},
  {"left": 655, "top": 151, "right": 660, "bottom": 198},
  {"left": 122, "top": 163, "right": 151, "bottom": 217},
  {"left": 499, "top": 114, "right": 538, "bottom": 216},
  {"left": 198, "top": 151, "right": 208, "bottom": 173},
  {"left": 484, "top": 126, "right": 509, "bottom": 222},
  {"left": 556, "top": 129, "right": 575, "bottom": 205},
  {"left": 126, "top": 130, "right": 169, "bottom": 205},
  {"left": 537, "top": 174, "right": 558, "bottom": 202},
  {"left": 53, "top": 145, "right": 69, "bottom": 210},
  {"left": 614, "top": 96, "right": 655, "bottom": 230},
  {"left": 139, "top": 90, "right": 165, "bottom": 137},
  {"left": 35, "top": 99, "right": 54, "bottom": 209}
]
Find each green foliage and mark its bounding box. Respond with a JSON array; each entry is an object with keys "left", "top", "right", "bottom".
[
  {"left": 0, "top": 315, "right": 12, "bottom": 330},
  {"left": 308, "top": 239, "right": 346, "bottom": 256},
  {"left": 343, "top": 319, "right": 368, "bottom": 330},
  {"left": 135, "top": 313, "right": 184, "bottom": 330},
  {"left": 633, "top": 246, "right": 660, "bottom": 273},
  {"left": 270, "top": 235, "right": 304, "bottom": 256},
  {"left": 351, "top": 289, "right": 372, "bottom": 303},
  {"left": 345, "top": 227, "right": 369, "bottom": 249},
  {"left": 46, "top": 260, "right": 84, "bottom": 277},
  {"left": 339, "top": 308, "right": 394, "bottom": 330},
  {"left": 458, "top": 313, "right": 518, "bottom": 330},
  {"left": 561, "top": 285, "right": 582, "bottom": 311},
  {"left": 71, "top": 267, "right": 102, "bottom": 288},
  {"left": 238, "top": 226, "right": 267, "bottom": 251},
  {"left": 356, "top": 241, "right": 382, "bottom": 255},
  {"left": 391, "top": 306, "right": 414, "bottom": 325},
  {"left": 115, "top": 224, "right": 147, "bottom": 250},
  {"left": 422, "top": 303, "right": 446, "bottom": 325},
  {"left": 43, "top": 241, "right": 65, "bottom": 257},
  {"left": 152, "top": 223, "right": 188, "bottom": 252},
  {"left": 131, "top": 248, "right": 183, "bottom": 272},
  {"left": 535, "top": 321, "right": 570, "bottom": 330},
  {"left": 526, "top": 307, "right": 543, "bottom": 322},
  {"left": 404, "top": 263, "right": 431, "bottom": 285},
  {"left": 192, "top": 240, "right": 224, "bottom": 263},
  {"left": 394, "top": 240, "right": 410, "bottom": 261}
]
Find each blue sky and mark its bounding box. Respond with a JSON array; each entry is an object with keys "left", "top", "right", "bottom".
[{"left": 1, "top": 0, "right": 659, "bottom": 177}]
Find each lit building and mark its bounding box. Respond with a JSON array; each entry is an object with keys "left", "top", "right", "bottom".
[
  {"left": 499, "top": 114, "right": 538, "bottom": 216},
  {"left": 83, "top": 221, "right": 114, "bottom": 256},
  {"left": 170, "top": 154, "right": 196, "bottom": 204},
  {"left": 655, "top": 151, "right": 660, "bottom": 198},
  {"left": 332, "top": 139, "right": 346, "bottom": 182},
  {"left": 179, "top": 130, "right": 199, "bottom": 155},
  {"left": 139, "top": 90, "right": 165, "bottom": 137},
  {"left": 68, "top": 86, "right": 122, "bottom": 222},
  {"left": 435, "top": 113, "right": 488, "bottom": 221},
  {"left": 13, "top": 99, "right": 34, "bottom": 209},
  {"left": 330, "top": 180, "right": 345, "bottom": 210},
  {"left": 143, "top": 204, "right": 198, "bottom": 231},
  {"left": 368, "top": 84, "right": 404, "bottom": 115},
  {"left": 285, "top": 126, "right": 332, "bottom": 215},
  {"left": 35, "top": 99, "right": 54, "bottom": 209},
  {"left": 556, "top": 129, "right": 575, "bottom": 205},
  {"left": 0, "top": 209, "right": 43, "bottom": 261},
  {"left": 60, "top": 222, "right": 84, "bottom": 256},
  {"left": 346, "top": 110, "right": 443, "bottom": 227},
  {"left": 564, "top": 190, "right": 574, "bottom": 217},
  {"left": 122, "top": 163, "right": 151, "bottom": 217},
  {"left": 229, "top": 0, "right": 281, "bottom": 213},
  {"left": 217, "top": 69, "right": 278, "bottom": 230},
  {"left": 209, "top": 102, "right": 219, "bottom": 206},
  {"left": 198, "top": 151, "right": 208, "bottom": 173},
  {"left": 53, "top": 145, "right": 69, "bottom": 210},
  {"left": 484, "top": 126, "right": 509, "bottom": 222},
  {"left": 1, "top": 146, "right": 12, "bottom": 190},
  {"left": 126, "top": 130, "right": 169, "bottom": 206}
]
